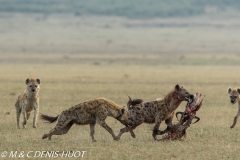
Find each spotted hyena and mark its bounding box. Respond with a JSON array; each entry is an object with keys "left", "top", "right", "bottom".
[
  {"left": 116, "top": 84, "right": 193, "bottom": 141},
  {"left": 15, "top": 78, "right": 41, "bottom": 129},
  {"left": 40, "top": 98, "right": 135, "bottom": 142},
  {"left": 228, "top": 87, "right": 240, "bottom": 128}
]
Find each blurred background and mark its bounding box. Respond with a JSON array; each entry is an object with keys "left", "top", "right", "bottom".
[{"left": 0, "top": 0, "right": 240, "bottom": 59}]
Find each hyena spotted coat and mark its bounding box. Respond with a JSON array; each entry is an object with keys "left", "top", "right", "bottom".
[
  {"left": 40, "top": 98, "right": 134, "bottom": 142},
  {"left": 116, "top": 84, "right": 192, "bottom": 141},
  {"left": 15, "top": 78, "right": 41, "bottom": 129},
  {"left": 228, "top": 87, "right": 240, "bottom": 128}
]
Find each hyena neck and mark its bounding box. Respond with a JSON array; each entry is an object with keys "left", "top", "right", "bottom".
[
  {"left": 26, "top": 90, "right": 39, "bottom": 99},
  {"left": 168, "top": 100, "right": 182, "bottom": 112},
  {"left": 163, "top": 90, "right": 182, "bottom": 112}
]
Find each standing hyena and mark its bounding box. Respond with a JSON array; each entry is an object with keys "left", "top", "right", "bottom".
[
  {"left": 40, "top": 98, "right": 135, "bottom": 142},
  {"left": 228, "top": 87, "right": 240, "bottom": 128},
  {"left": 15, "top": 78, "right": 41, "bottom": 129}
]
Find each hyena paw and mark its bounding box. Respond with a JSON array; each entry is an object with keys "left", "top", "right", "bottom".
[
  {"left": 42, "top": 134, "right": 48, "bottom": 139},
  {"left": 32, "top": 125, "right": 37, "bottom": 128},
  {"left": 114, "top": 137, "right": 120, "bottom": 141},
  {"left": 131, "top": 133, "right": 136, "bottom": 138},
  {"left": 155, "top": 130, "right": 166, "bottom": 135},
  {"left": 230, "top": 125, "right": 235, "bottom": 129}
]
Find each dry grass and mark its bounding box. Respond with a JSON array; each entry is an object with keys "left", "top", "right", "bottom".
[{"left": 0, "top": 53, "right": 240, "bottom": 160}]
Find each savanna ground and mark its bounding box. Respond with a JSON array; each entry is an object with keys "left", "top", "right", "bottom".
[{"left": 0, "top": 13, "right": 240, "bottom": 160}]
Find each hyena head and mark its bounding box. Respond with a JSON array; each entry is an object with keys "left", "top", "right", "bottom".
[
  {"left": 26, "top": 78, "right": 41, "bottom": 94},
  {"left": 228, "top": 87, "right": 240, "bottom": 104},
  {"left": 174, "top": 84, "right": 193, "bottom": 101},
  {"left": 118, "top": 106, "right": 130, "bottom": 125}
]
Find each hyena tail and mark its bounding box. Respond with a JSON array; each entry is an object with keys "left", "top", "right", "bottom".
[
  {"left": 39, "top": 113, "right": 59, "bottom": 123},
  {"left": 127, "top": 95, "right": 143, "bottom": 109}
]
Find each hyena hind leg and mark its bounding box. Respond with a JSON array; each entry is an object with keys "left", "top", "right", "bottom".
[
  {"left": 42, "top": 119, "right": 73, "bottom": 140},
  {"left": 90, "top": 123, "right": 96, "bottom": 142}
]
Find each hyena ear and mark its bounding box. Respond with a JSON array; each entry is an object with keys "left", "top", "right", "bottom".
[
  {"left": 119, "top": 107, "right": 125, "bottom": 115},
  {"left": 174, "top": 84, "right": 180, "bottom": 92},
  {"left": 36, "top": 78, "right": 41, "bottom": 84},
  {"left": 25, "top": 78, "right": 30, "bottom": 84},
  {"left": 237, "top": 88, "right": 240, "bottom": 94},
  {"left": 227, "top": 87, "right": 232, "bottom": 94}
]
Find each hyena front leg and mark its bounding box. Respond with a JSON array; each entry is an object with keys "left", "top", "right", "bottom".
[
  {"left": 152, "top": 116, "right": 164, "bottom": 140},
  {"left": 165, "top": 112, "right": 174, "bottom": 126},
  {"left": 157, "top": 113, "right": 175, "bottom": 135},
  {"left": 15, "top": 107, "right": 21, "bottom": 129},
  {"left": 90, "top": 123, "right": 96, "bottom": 142},
  {"left": 21, "top": 108, "right": 27, "bottom": 128},
  {"left": 116, "top": 126, "right": 137, "bottom": 140},
  {"left": 96, "top": 117, "right": 118, "bottom": 141},
  {"left": 231, "top": 108, "right": 240, "bottom": 128},
  {"left": 32, "top": 106, "right": 39, "bottom": 128},
  {"left": 26, "top": 112, "right": 30, "bottom": 120}
]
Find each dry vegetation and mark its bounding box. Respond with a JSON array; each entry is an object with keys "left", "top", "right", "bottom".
[{"left": 1, "top": 13, "right": 240, "bottom": 160}]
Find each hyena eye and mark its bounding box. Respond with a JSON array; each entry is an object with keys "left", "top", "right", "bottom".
[
  {"left": 30, "top": 85, "right": 33, "bottom": 88},
  {"left": 230, "top": 96, "right": 237, "bottom": 99},
  {"left": 35, "top": 85, "right": 37, "bottom": 87}
]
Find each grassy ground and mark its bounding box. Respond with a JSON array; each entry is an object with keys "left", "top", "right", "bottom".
[{"left": 0, "top": 53, "right": 240, "bottom": 160}]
